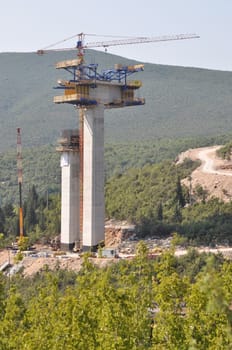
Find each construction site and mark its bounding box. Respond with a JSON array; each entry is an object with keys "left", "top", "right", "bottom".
[
  {"left": 38, "top": 32, "right": 200, "bottom": 252},
  {"left": 0, "top": 32, "right": 203, "bottom": 274}
]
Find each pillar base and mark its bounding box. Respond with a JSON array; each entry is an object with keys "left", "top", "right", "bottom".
[
  {"left": 82, "top": 244, "right": 100, "bottom": 252},
  {"left": 60, "top": 242, "right": 75, "bottom": 252}
]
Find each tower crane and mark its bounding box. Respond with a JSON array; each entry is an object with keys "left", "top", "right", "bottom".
[
  {"left": 37, "top": 32, "right": 199, "bottom": 60},
  {"left": 38, "top": 32, "right": 199, "bottom": 86}
]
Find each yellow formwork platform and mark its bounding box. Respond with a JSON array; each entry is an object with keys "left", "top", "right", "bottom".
[{"left": 56, "top": 59, "right": 79, "bottom": 69}]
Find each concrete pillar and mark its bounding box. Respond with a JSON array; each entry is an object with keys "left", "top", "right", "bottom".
[
  {"left": 60, "top": 151, "right": 80, "bottom": 250},
  {"left": 82, "top": 105, "right": 105, "bottom": 250}
]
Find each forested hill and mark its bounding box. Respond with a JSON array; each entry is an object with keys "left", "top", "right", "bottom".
[{"left": 0, "top": 50, "right": 232, "bottom": 151}]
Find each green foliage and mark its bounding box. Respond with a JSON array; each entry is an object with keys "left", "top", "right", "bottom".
[
  {"left": 17, "top": 237, "right": 30, "bottom": 251},
  {"left": 0, "top": 249, "right": 231, "bottom": 349},
  {"left": 0, "top": 135, "right": 224, "bottom": 206},
  {"left": 217, "top": 142, "right": 232, "bottom": 160},
  {"left": 13, "top": 251, "right": 24, "bottom": 263},
  {"left": 180, "top": 199, "right": 232, "bottom": 245},
  {"left": 104, "top": 135, "right": 229, "bottom": 179},
  {"left": 0, "top": 145, "right": 60, "bottom": 206},
  {"left": 171, "top": 232, "right": 188, "bottom": 248},
  {"left": 176, "top": 249, "right": 224, "bottom": 283},
  {"left": 1, "top": 50, "right": 232, "bottom": 348},
  {"left": 175, "top": 176, "right": 185, "bottom": 208},
  {"left": 1, "top": 146, "right": 232, "bottom": 247},
  {"left": 105, "top": 155, "right": 232, "bottom": 245},
  {"left": 105, "top": 159, "right": 197, "bottom": 234},
  {"left": 0, "top": 185, "right": 60, "bottom": 246},
  {"left": 185, "top": 257, "right": 232, "bottom": 349},
  {"left": 193, "top": 184, "right": 208, "bottom": 203}
]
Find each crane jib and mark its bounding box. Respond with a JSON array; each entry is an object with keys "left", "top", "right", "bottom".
[{"left": 37, "top": 33, "right": 199, "bottom": 54}]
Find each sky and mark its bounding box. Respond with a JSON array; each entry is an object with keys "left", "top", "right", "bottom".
[{"left": 0, "top": 0, "right": 232, "bottom": 71}]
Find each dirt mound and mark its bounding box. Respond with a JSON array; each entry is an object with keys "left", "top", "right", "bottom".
[{"left": 105, "top": 220, "right": 135, "bottom": 247}]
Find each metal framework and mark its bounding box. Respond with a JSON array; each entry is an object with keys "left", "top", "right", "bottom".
[
  {"left": 38, "top": 32, "right": 199, "bottom": 86},
  {"left": 55, "top": 62, "right": 144, "bottom": 85}
]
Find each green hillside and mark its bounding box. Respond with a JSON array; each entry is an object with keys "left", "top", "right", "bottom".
[
  {"left": 0, "top": 50, "right": 232, "bottom": 152},
  {"left": 1, "top": 50, "right": 232, "bottom": 205},
  {"left": 2, "top": 134, "right": 232, "bottom": 206}
]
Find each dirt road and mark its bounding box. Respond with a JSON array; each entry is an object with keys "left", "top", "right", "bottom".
[
  {"left": 197, "top": 146, "right": 232, "bottom": 176},
  {"left": 198, "top": 146, "right": 221, "bottom": 174},
  {"left": 179, "top": 145, "right": 232, "bottom": 201}
]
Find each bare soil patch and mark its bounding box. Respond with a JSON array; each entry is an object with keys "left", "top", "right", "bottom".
[{"left": 178, "top": 145, "right": 232, "bottom": 201}]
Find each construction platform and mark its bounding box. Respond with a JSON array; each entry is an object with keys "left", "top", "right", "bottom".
[{"left": 54, "top": 79, "right": 145, "bottom": 107}]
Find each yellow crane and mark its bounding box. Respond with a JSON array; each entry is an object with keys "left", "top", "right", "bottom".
[{"left": 37, "top": 32, "right": 199, "bottom": 57}]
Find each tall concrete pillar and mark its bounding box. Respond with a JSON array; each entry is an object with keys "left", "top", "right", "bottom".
[
  {"left": 82, "top": 105, "right": 105, "bottom": 250},
  {"left": 54, "top": 60, "right": 144, "bottom": 251},
  {"left": 58, "top": 131, "right": 80, "bottom": 251}
]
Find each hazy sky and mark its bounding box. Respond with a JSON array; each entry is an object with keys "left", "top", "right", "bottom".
[{"left": 0, "top": 0, "right": 231, "bottom": 71}]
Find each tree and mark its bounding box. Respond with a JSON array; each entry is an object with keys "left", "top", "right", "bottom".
[
  {"left": 175, "top": 176, "right": 185, "bottom": 207},
  {"left": 152, "top": 272, "right": 189, "bottom": 349},
  {"left": 194, "top": 184, "right": 208, "bottom": 203},
  {"left": 0, "top": 208, "right": 5, "bottom": 234},
  {"left": 0, "top": 287, "right": 26, "bottom": 349},
  {"left": 173, "top": 204, "right": 182, "bottom": 223},
  {"left": 157, "top": 202, "right": 163, "bottom": 221},
  {"left": 185, "top": 257, "right": 232, "bottom": 349}
]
